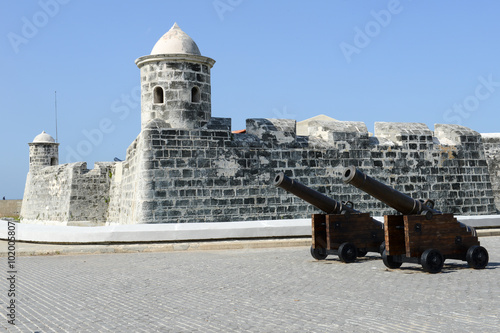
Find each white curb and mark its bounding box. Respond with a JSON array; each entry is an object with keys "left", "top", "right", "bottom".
[{"left": 0, "top": 215, "right": 498, "bottom": 244}]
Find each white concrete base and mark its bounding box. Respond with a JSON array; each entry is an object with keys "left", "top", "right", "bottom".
[
  {"left": 454, "top": 215, "right": 500, "bottom": 227},
  {"left": 1, "top": 215, "right": 499, "bottom": 244},
  {"left": 19, "top": 219, "right": 106, "bottom": 227},
  {"left": 0, "top": 219, "right": 311, "bottom": 244}
]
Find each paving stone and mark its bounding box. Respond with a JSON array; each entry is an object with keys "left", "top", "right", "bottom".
[{"left": 0, "top": 237, "right": 499, "bottom": 331}]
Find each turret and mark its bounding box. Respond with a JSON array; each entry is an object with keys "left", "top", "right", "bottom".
[
  {"left": 28, "top": 131, "right": 59, "bottom": 170},
  {"left": 135, "top": 23, "right": 215, "bottom": 130}
]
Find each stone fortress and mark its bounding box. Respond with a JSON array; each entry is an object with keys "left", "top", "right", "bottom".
[{"left": 20, "top": 23, "right": 500, "bottom": 226}]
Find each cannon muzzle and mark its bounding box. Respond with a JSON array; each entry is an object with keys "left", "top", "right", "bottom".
[
  {"left": 342, "top": 166, "right": 441, "bottom": 219},
  {"left": 274, "top": 172, "right": 355, "bottom": 214}
]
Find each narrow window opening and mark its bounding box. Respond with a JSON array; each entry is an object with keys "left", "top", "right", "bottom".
[
  {"left": 153, "top": 86, "right": 164, "bottom": 104},
  {"left": 50, "top": 157, "right": 57, "bottom": 166},
  {"left": 191, "top": 86, "right": 201, "bottom": 103}
]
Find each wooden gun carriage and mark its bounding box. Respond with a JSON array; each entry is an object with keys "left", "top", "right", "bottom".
[
  {"left": 343, "top": 166, "right": 489, "bottom": 273},
  {"left": 274, "top": 172, "right": 384, "bottom": 263}
]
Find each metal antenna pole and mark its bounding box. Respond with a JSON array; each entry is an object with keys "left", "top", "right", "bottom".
[{"left": 55, "top": 91, "right": 58, "bottom": 143}]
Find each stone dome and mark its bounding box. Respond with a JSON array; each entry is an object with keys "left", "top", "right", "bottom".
[
  {"left": 150, "top": 23, "right": 201, "bottom": 56},
  {"left": 33, "top": 131, "right": 55, "bottom": 143}
]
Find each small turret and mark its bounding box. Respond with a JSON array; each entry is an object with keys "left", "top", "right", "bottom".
[{"left": 28, "top": 131, "right": 59, "bottom": 170}]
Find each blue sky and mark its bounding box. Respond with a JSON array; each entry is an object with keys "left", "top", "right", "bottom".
[{"left": 1, "top": 0, "right": 500, "bottom": 199}]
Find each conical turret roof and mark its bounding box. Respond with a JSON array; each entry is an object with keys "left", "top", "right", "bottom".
[{"left": 150, "top": 23, "right": 201, "bottom": 56}]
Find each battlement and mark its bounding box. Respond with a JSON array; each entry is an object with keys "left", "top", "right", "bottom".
[
  {"left": 21, "top": 116, "right": 500, "bottom": 225},
  {"left": 246, "top": 118, "right": 296, "bottom": 145},
  {"left": 103, "top": 118, "right": 499, "bottom": 224},
  {"left": 242, "top": 119, "right": 486, "bottom": 148},
  {"left": 435, "top": 124, "right": 482, "bottom": 145}
]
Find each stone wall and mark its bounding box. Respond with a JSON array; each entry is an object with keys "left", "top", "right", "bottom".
[
  {"left": 21, "top": 164, "right": 74, "bottom": 222},
  {"left": 21, "top": 118, "right": 499, "bottom": 225},
  {"left": 67, "top": 162, "right": 114, "bottom": 224},
  {"left": 107, "top": 136, "right": 141, "bottom": 224},
  {"left": 104, "top": 119, "right": 497, "bottom": 224},
  {"left": 21, "top": 162, "right": 113, "bottom": 226},
  {"left": 482, "top": 133, "right": 500, "bottom": 210}
]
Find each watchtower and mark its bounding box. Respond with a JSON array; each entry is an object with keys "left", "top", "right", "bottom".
[
  {"left": 28, "top": 131, "right": 59, "bottom": 170},
  {"left": 135, "top": 23, "right": 216, "bottom": 129}
]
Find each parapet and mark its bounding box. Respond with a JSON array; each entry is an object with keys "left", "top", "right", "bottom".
[
  {"left": 434, "top": 124, "right": 481, "bottom": 146},
  {"left": 481, "top": 133, "right": 500, "bottom": 158},
  {"left": 245, "top": 118, "right": 296, "bottom": 144},
  {"left": 137, "top": 114, "right": 492, "bottom": 152},
  {"left": 374, "top": 122, "right": 433, "bottom": 146},
  {"left": 227, "top": 119, "right": 489, "bottom": 151},
  {"left": 307, "top": 120, "right": 368, "bottom": 142},
  {"left": 64, "top": 161, "right": 115, "bottom": 176},
  {"left": 481, "top": 133, "right": 500, "bottom": 144},
  {"left": 203, "top": 117, "right": 232, "bottom": 131}
]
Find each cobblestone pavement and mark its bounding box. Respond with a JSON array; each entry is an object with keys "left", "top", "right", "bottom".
[{"left": 1, "top": 237, "right": 499, "bottom": 332}]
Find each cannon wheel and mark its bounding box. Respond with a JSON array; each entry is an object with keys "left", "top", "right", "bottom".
[
  {"left": 338, "top": 242, "right": 357, "bottom": 263},
  {"left": 382, "top": 250, "right": 402, "bottom": 269},
  {"left": 310, "top": 246, "right": 328, "bottom": 260},
  {"left": 379, "top": 241, "right": 386, "bottom": 255},
  {"left": 466, "top": 245, "right": 489, "bottom": 269},
  {"left": 357, "top": 249, "right": 368, "bottom": 257},
  {"left": 421, "top": 249, "right": 444, "bottom": 273}
]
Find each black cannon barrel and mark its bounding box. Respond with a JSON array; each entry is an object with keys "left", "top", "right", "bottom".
[
  {"left": 273, "top": 172, "right": 356, "bottom": 214},
  {"left": 342, "top": 166, "right": 441, "bottom": 218}
]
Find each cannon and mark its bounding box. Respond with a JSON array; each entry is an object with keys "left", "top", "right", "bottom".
[
  {"left": 342, "top": 166, "right": 441, "bottom": 219},
  {"left": 274, "top": 172, "right": 384, "bottom": 262},
  {"left": 343, "top": 166, "right": 489, "bottom": 273}
]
